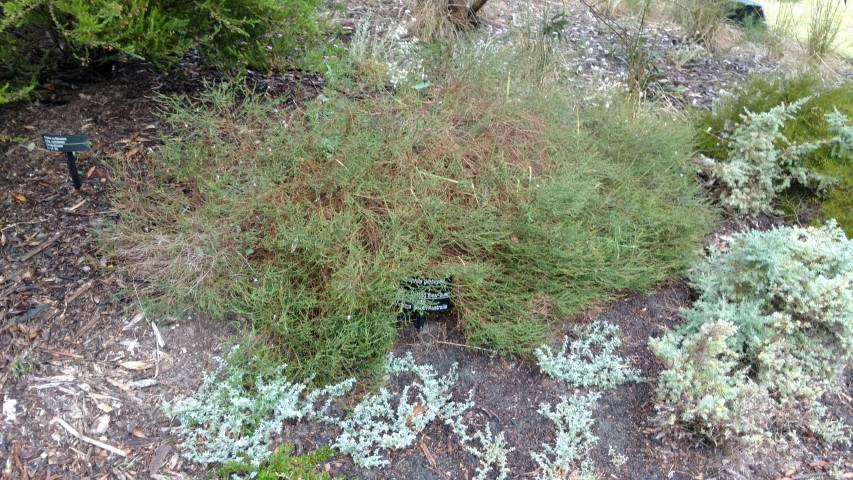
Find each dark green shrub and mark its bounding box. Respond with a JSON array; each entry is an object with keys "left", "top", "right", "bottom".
[
  {"left": 0, "top": 0, "right": 329, "bottom": 103},
  {"left": 696, "top": 73, "right": 853, "bottom": 235}
]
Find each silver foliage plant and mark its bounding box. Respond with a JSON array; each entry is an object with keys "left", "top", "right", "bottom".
[
  {"left": 531, "top": 321, "right": 640, "bottom": 478},
  {"left": 164, "top": 347, "right": 355, "bottom": 467},
  {"left": 701, "top": 99, "right": 852, "bottom": 215},
  {"left": 330, "top": 352, "right": 472, "bottom": 468},
  {"left": 651, "top": 221, "right": 853, "bottom": 447},
  {"left": 534, "top": 321, "right": 643, "bottom": 389},
  {"left": 466, "top": 424, "right": 515, "bottom": 480},
  {"left": 532, "top": 393, "right": 601, "bottom": 480}
]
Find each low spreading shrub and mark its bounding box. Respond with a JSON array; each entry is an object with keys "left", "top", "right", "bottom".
[
  {"left": 0, "top": 0, "right": 330, "bottom": 104},
  {"left": 652, "top": 221, "right": 853, "bottom": 448},
  {"left": 169, "top": 351, "right": 471, "bottom": 471},
  {"left": 534, "top": 321, "right": 642, "bottom": 389},
  {"left": 331, "top": 353, "right": 471, "bottom": 468},
  {"left": 696, "top": 73, "right": 853, "bottom": 234},
  {"left": 466, "top": 424, "right": 514, "bottom": 480},
  {"left": 105, "top": 37, "right": 712, "bottom": 382},
  {"left": 532, "top": 393, "right": 600, "bottom": 480},
  {"left": 532, "top": 321, "right": 640, "bottom": 478}
]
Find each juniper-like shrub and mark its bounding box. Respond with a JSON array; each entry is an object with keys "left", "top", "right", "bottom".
[
  {"left": 651, "top": 221, "right": 853, "bottom": 447},
  {"left": 0, "top": 0, "right": 328, "bottom": 103},
  {"left": 696, "top": 74, "right": 853, "bottom": 234},
  {"left": 699, "top": 98, "right": 851, "bottom": 215}
]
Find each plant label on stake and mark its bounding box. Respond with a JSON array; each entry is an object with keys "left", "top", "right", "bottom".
[
  {"left": 43, "top": 134, "right": 90, "bottom": 189},
  {"left": 397, "top": 276, "right": 451, "bottom": 330}
]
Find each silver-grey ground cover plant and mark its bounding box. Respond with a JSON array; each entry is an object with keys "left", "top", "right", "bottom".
[
  {"left": 330, "top": 352, "right": 472, "bottom": 468},
  {"left": 169, "top": 325, "right": 641, "bottom": 475},
  {"left": 466, "top": 424, "right": 514, "bottom": 480},
  {"left": 532, "top": 393, "right": 600, "bottom": 480},
  {"left": 532, "top": 321, "right": 640, "bottom": 478},
  {"left": 534, "top": 321, "right": 642, "bottom": 389},
  {"left": 164, "top": 347, "right": 354, "bottom": 467}
]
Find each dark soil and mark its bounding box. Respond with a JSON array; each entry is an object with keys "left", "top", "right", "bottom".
[{"left": 2, "top": 4, "right": 853, "bottom": 479}]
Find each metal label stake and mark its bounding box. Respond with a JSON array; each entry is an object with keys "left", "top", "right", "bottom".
[{"left": 43, "top": 134, "right": 90, "bottom": 190}]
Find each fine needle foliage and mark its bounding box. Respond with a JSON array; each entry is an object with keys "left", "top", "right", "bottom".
[
  {"left": 699, "top": 97, "right": 848, "bottom": 215},
  {"left": 0, "top": 0, "right": 332, "bottom": 104},
  {"left": 695, "top": 73, "right": 853, "bottom": 234},
  {"left": 105, "top": 36, "right": 713, "bottom": 383}
]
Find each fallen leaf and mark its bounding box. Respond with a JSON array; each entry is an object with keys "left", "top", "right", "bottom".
[
  {"left": 12, "top": 193, "right": 27, "bottom": 203},
  {"left": 17, "top": 324, "right": 37, "bottom": 340},
  {"left": 406, "top": 401, "right": 426, "bottom": 426},
  {"left": 119, "top": 361, "right": 153, "bottom": 371},
  {"left": 125, "top": 146, "right": 140, "bottom": 159}
]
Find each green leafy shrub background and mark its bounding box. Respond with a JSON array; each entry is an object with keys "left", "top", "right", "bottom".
[
  {"left": 696, "top": 74, "right": 853, "bottom": 234},
  {"left": 652, "top": 221, "right": 853, "bottom": 447},
  {"left": 0, "top": 0, "right": 329, "bottom": 103}
]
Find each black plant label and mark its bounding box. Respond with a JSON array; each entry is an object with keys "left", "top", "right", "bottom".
[
  {"left": 398, "top": 276, "right": 451, "bottom": 312},
  {"left": 43, "top": 134, "right": 90, "bottom": 152}
]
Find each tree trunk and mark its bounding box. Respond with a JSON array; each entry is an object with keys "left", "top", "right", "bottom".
[
  {"left": 470, "top": 0, "right": 489, "bottom": 15},
  {"left": 447, "top": 0, "right": 490, "bottom": 25},
  {"left": 447, "top": 0, "right": 470, "bottom": 25}
]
